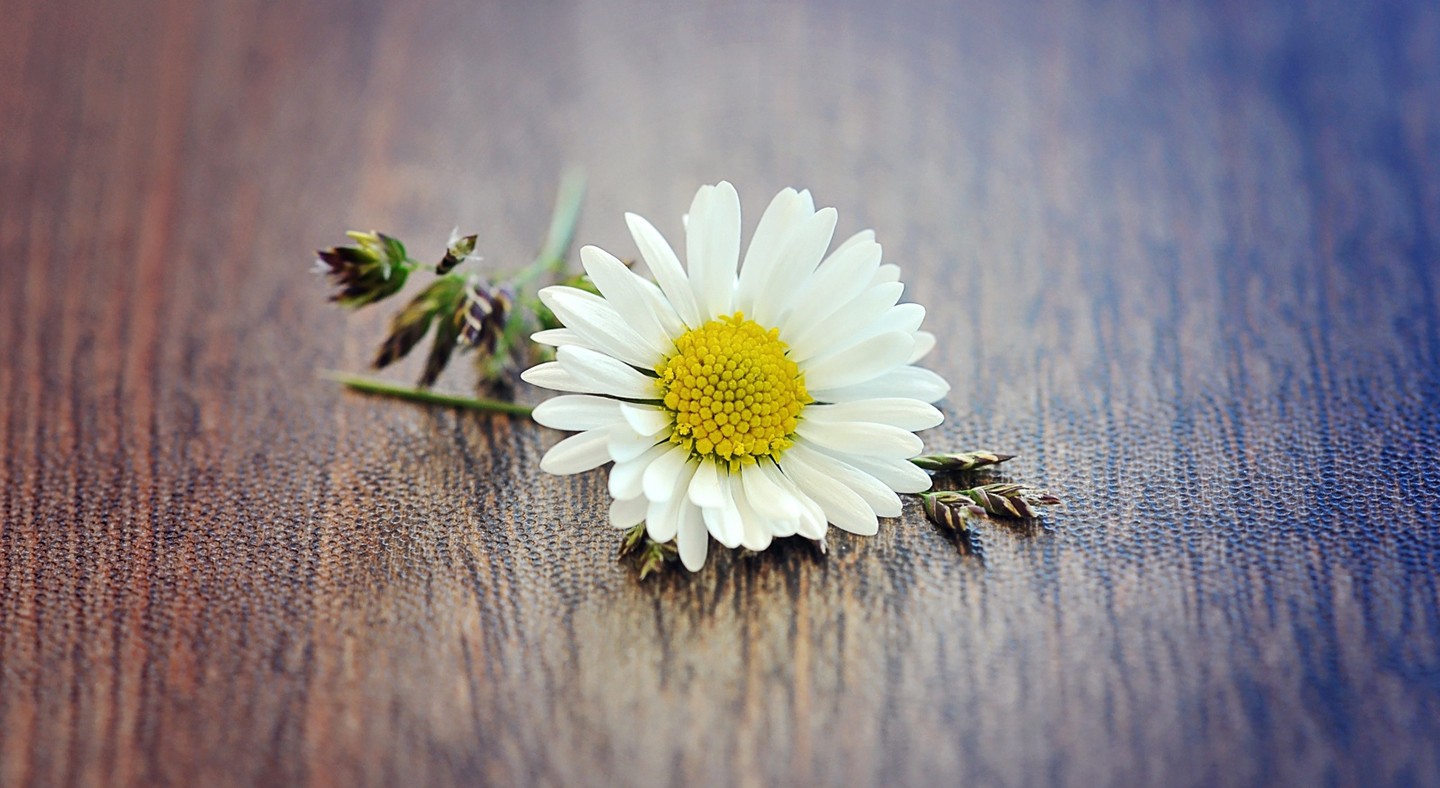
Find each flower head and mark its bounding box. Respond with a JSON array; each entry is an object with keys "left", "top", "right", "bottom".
[
  {"left": 315, "top": 230, "right": 411, "bottom": 307},
  {"left": 521, "top": 182, "right": 950, "bottom": 571}
]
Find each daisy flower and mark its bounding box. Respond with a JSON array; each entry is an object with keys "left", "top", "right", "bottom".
[{"left": 521, "top": 182, "right": 951, "bottom": 571}]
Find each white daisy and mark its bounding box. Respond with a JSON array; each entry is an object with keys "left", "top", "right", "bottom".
[{"left": 521, "top": 182, "right": 951, "bottom": 571}]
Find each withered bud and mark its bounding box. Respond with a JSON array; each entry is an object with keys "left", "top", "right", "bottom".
[
  {"left": 911, "top": 451, "right": 1015, "bottom": 473},
  {"left": 921, "top": 491, "right": 985, "bottom": 532},
  {"left": 459, "top": 282, "right": 512, "bottom": 354},
  {"left": 925, "top": 483, "right": 1062, "bottom": 522}
]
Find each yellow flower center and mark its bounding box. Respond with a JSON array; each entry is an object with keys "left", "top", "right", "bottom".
[{"left": 655, "top": 312, "right": 811, "bottom": 470}]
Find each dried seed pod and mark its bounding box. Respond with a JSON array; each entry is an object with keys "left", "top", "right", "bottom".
[
  {"left": 921, "top": 491, "right": 985, "bottom": 531},
  {"left": 910, "top": 451, "right": 1015, "bottom": 473},
  {"left": 459, "top": 282, "right": 512, "bottom": 354}
]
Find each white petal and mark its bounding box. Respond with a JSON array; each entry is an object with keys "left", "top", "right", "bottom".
[
  {"left": 714, "top": 469, "right": 748, "bottom": 550},
  {"left": 802, "top": 398, "right": 944, "bottom": 431},
  {"left": 786, "top": 282, "right": 904, "bottom": 362},
  {"left": 908, "top": 331, "right": 936, "bottom": 363},
  {"left": 683, "top": 185, "right": 711, "bottom": 267},
  {"left": 580, "top": 245, "right": 676, "bottom": 356},
  {"left": 796, "top": 301, "right": 924, "bottom": 367},
  {"left": 609, "top": 441, "right": 670, "bottom": 499},
  {"left": 814, "top": 365, "right": 951, "bottom": 404},
  {"left": 744, "top": 461, "right": 801, "bottom": 536},
  {"left": 520, "top": 361, "right": 583, "bottom": 392},
  {"left": 869, "top": 302, "right": 926, "bottom": 336},
  {"left": 790, "top": 442, "right": 902, "bottom": 517},
  {"left": 739, "top": 462, "right": 803, "bottom": 520},
  {"left": 530, "top": 328, "right": 591, "bottom": 349},
  {"left": 676, "top": 501, "right": 709, "bottom": 571},
  {"left": 730, "top": 479, "right": 774, "bottom": 551},
  {"left": 626, "top": 211, "right": 701, "bottom": 328},
  {"left": 778, "top": 450, "right": 878, "bottom": 536},
  {"left": 811, "top": 447, "right": 934, "bottom": 494},
  {"left": 539, "top": 287, "right": 662, "bottom": 369},
  {"left": 736, "top": 188, "right": 811, "bottom": 313},
  {"left": 539, "top": 430, "right": 614, "bottom": 475},
  {"left": 532, "top": 394, "right": 624, "bottom": 431},
  {"left": 646, "top": 459, "right": 697, "bottom": 542},
  {"left": 778, "top": 240, "right": 883, "bottom": 335},
  {"left": 555, "top": 346, "right": 658, "bottom": 400},
  {"left": 609, "top": 495, "right": 648, "bottom": 529},
  {"left": 871, "top": 264, "right": 900, "bottom": 284},
  {"left": 699, "top": 501, "right": 743, "bottom": 553},
  {"left": 767, "top": 509, "right": 798, "bottom": 537},
  {"left": 687, "top": 459, "right": 725, "bottom": 509},
  {"left": 829, "top": 229, "right": 874, "bottom": 259},
  {"left": 620, "top": 403, "right": 672, "bottom": 437},
  {"left": 794, "top": 419, "right": 924, "bottom": 459},
  {"left": 801, "top": 331, "right": 914, "bottom": 392},
  {"left": 685, "top": 182, "right": 740, "bottom": 320},
  {"left": 632, "top": 272, "right": 687, "bottom": 339},
  {"left": 607, "top": 424, "right": 660, "bottom": 463},
  {"left": 751, "top": 207, "right": 838, "bottom": 327},
  {"left": 643, "top": 444, "right": 692, "bottom": 501},
  {"left": 758, "top": 460, "right": 828, "bottom": 540},
  {"left": 717, "top": 473, "right": 746, "bottom": 548}
]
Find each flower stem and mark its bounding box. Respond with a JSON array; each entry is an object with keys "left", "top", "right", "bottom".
[
  {"left": 513, "top": 169, "right": 587, "bottom": 289},
  {"left": 320, "top": 370, "right": 536, "bottom": 417}
]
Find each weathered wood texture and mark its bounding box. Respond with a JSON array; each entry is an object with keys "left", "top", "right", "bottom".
[{"left": 3, "top": 0, "right": 1439, "bottom": 785}]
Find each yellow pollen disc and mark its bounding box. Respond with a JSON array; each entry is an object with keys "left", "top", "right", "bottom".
[{"left": 655, "top": 312, "right": 810, "bottom": 470}]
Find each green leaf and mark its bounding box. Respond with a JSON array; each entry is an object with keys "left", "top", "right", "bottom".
[{"left": 372, "top": 276, "right": 464, "bottom": 369}]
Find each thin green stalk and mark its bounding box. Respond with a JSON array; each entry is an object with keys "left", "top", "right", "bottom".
[
  {"left": 513, "top": 169, "right": 587, "bottom": 289},
  {"left": 321, "top": 370, "right": 535, "bottom": 417}
]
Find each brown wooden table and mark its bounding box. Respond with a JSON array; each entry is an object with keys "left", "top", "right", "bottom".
[{"left": 4, "top": 0, "right": 1439, "bottom": 785}]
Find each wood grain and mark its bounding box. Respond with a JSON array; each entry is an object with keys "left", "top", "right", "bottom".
[{"left": 3, "top": 0, "right": 1439, "bottom": 785}]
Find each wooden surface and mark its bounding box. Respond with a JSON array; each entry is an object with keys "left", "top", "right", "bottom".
[{"left": 3, "top": 0, "right": 1440, "bottom": 785}]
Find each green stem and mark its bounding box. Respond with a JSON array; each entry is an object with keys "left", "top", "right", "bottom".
[
  {"left": 514, "top": 169, "right": 587, "bottom": 289},
  {"left": 321, "top": 371, "right": 535, "bottom": 417}
]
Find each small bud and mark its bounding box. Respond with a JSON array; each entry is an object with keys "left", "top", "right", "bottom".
[
  {"left": 618, "top": 523, "right": 648, "bottom": 558},
  {"left": 315, "top": 230, "right": 413, "bottom": 308},
  {"left": 618, "top": 523, "right": 677, "bottom": 580},
  {"left": 911, "top": 451, "right": 1015, "bottom": 473},
  {"left": 437, "top": 228, "right": 480, "bottom": 274}
]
